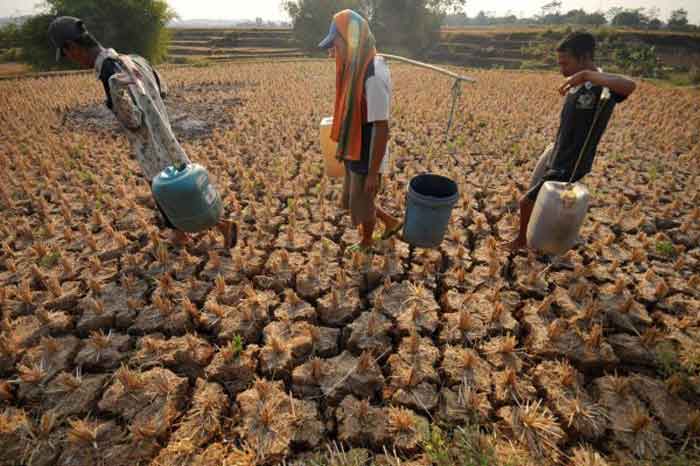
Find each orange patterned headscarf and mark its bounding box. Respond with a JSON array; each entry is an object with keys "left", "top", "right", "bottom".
[{"left": 330, "top": 10, "right": 376, "bottom": 162}]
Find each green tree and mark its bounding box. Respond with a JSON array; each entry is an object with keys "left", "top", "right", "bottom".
[
  {"left": 668, "top": 9, "right": 689, "bottom": 30},
  {"left": 20, "top": 0, "right": 175, "bottom": 70},
  {"left": 19, "top": 14, "right": 56, "bottom": 68},
  {"left": 0, "top": 22, "right": 23, "bottom": 62},
  {"left": 373, "top": 0, "right": 441, "bottom": 53},
  {"left": 611, "top": 9, "right": 648, "bottom": 28},
  {"left": 284, "top": 0, "right": 465, "bottom": 55},
  {"left": 648, "top": 18, "right": 663, "bottom": 30},
  {"left": 562, "top": 9, "right": 606, "bottom": 26},
  {"left": 584, "top": 12, "right": 607, "bottom": 26},
  {"left": 283, "top": 0, "right": 364, "bottom": 52},
  {"left": 0, "top": 22, "right": 21, "bottom": 47},
  {"left": 612, "top": 43, "right": 658, "bottom": 77}
]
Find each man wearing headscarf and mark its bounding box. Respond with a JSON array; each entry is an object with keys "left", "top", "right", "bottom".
[{"left": 319, "top": 9, "right": 402, "bottom": 254}]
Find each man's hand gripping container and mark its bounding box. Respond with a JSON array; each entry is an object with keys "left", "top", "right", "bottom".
[{"left": 152, "top": 164, "right": 223, "bottom": 233}]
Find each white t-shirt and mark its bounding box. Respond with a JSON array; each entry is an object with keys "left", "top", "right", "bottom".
[{"left": 365, "top": 57, "right": 392, "bottom": 173}]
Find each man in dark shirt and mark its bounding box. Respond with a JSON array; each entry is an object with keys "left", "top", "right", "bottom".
[{"left": 504, "top": 32, "right": 636, "bottom": 251}]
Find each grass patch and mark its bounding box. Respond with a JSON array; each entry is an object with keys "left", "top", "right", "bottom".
[
  {"left": 301, "top": 445, "right": 372, "bottom": 466},
  {"left": 642, "top": 448, "right": 700, "bottom": 466},
  {"left": 38, "top": 250, "right": 61, "bottom": 268},
  {"left": 230, "top": 334, "right": 244, "bottom": 357},
  {"left": 77, "top": 170, "right": 96, "bottom": 185},
  {"left": 655, "top": 341, "right": 681, "bottom": 379},
  {"left": 648, "top": 165, "right": 659, "bottom": 182},
  {"left": 655, "top": 241, "right": 676, "bottom": 257},
  {"left": 421, "top": 423, "right": 515, "bottom": 466},
  {"left": 296, "top": 421, "right": 522, "bottom": 466},
  {"left": 655, "top": 340, "right": 700, "bottom": 383}
]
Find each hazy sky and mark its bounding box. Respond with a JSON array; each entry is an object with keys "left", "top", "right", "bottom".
[{"left": 1, "top": 0, "right": 698, "bottom": 23}]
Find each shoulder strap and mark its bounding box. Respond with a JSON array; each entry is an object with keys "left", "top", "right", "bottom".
[{"left": 568, "top": 87, "right": 611, "bottom": 184}]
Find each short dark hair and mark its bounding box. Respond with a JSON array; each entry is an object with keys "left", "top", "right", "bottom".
[{"left": 557, "top": 32, "right": 595, "bottom": 61}]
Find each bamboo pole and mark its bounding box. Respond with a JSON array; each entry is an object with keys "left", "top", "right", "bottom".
[{"left": 378, "top": 53, "right": 476, "bottom": 83}]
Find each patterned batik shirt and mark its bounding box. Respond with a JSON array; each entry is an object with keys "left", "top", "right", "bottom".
[{"left": 95, "top": 49, "right": 190, "bottom": 180}]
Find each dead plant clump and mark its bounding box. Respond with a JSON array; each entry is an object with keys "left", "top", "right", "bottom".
[
  {"left": 499, "top": 400, "right": 565, "bottom": 463},
  {"left": 133, "top": 333, "right": 214, "bottom": 379},
  {"left": 533, "top": 361, "right": 608, "bottom": 441},
  {"left": 41, "top": 371, "right": 109, "bottom": 421},
  {"left": 235, "top": 378, "right": 324, "bottom": 463},
  {"left": 74, "top": 330, "right": 132, "bottom": 370},
  {"left": 98, "top": 366, "right": 189, "bottom": 438},
  {"left": 152, "top": 379, "right": 228, "bottom": 464},
  {"left": 0, "top": 62, "right": 698, "bottom": 463}
]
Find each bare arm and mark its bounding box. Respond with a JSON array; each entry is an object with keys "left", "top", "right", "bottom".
[
  {"left": 586, "top": 71, "right": 637, "bottom": 98},
  {"left": 369, "top": 121, "right": 389, "bottom": 176},
  {"left": 365, "top": 121, "right": 389, "bottom": 194},
  {"left": 559, "top": 70, "right": 637, "bottom": 98}
]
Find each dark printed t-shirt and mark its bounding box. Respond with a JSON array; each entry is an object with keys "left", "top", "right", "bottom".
[{"left": 548, "top": 82, "right": 627, "bottom": 181}]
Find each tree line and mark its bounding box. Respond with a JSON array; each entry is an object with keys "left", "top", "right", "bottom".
[
  {"left": 1, "top": 0, "right": 174, "bottom": 70},
  {"left": 2, "top": 0, "right": 698, "bottom": 71},
  {"left": 283, "top": 0, "right": 465, "bottom": 53},
  {"left": 444, "top": 3, "right": 697, "bottom": 31}
]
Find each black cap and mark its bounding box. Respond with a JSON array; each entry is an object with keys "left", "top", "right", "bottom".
[{"left": 48, "top": 16, "right": 87, "bottom": 62}]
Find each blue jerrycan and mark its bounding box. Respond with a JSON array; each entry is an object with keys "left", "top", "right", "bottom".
[{"left": 152, "top": 164, "right": 223, "bottom": 233}]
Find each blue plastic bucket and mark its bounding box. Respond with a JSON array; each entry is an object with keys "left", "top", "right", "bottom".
[
  {"left": 402, "top": 174, "right": 459, "bottom": 248},
  {"left": 152, "top": 163, "right": 223, "bottom": 233}
]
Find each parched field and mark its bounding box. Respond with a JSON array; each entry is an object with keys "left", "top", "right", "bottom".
[
  {"left": 0, "top": 63, "right": 31, "bottom": 77},
  {"left": 0, "top": 61, "right": 699, "bottom": 466}
]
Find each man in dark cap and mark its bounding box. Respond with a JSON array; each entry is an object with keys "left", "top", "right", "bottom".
[{"left": 48, "top": 17, "right": 237, "bottom": 249}]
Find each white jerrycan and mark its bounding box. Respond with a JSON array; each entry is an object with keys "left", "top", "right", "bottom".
[
  {"left": 527, "top": 181, "right": 590, "bottom": 255},
  {"left": 527, "top": 86, "right": 610, "bottom": 256}
]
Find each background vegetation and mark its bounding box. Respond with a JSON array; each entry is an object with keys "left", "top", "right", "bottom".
[
  {"left": 283, "top": 0, "right": 465, "bottom": 54},
  {"left": 444, "top": 3, "right": 698, "bottom": 32},
  {"left": 7, "top": 0, "right": 174, "bottom": 70}
]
